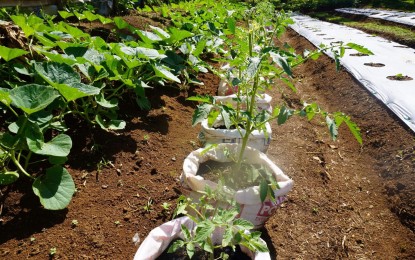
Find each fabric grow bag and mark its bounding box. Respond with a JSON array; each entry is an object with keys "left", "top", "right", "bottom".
[
  {"left": 133, "top": 216, "right": 271, "bottom": 260},
  {"left": 180, "top": 143, "right": 293, "bottom": 229}
]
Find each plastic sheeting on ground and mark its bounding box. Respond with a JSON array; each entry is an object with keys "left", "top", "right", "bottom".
[
  {"left": 336, "top": 8, "right": 415, "bottom": 27},
  {"left": 289, "top": 14, "right": 415, "bottom": 133}
]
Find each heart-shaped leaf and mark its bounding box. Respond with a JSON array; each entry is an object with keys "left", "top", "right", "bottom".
[
  {"left": 10, "top": 84, "right": 60, "bottom": 115},
  {"left": 32, "top": 166, "right": 75, "bottom": 210}
]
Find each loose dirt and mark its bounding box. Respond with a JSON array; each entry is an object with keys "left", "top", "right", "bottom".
[{"left": 0, "top": 15, "right": 414, "bottom": 259}]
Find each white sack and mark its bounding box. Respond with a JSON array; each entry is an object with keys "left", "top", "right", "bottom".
[
  {"left": 181, "top": 143, "right": 293, "bottom": 228},
  {"left": 199, "top": 119, "right": 272, "bottom": 153},
  {"left": 133, "top": 216, "right": 271, "bottom": 260},
  {"left": 290, "top": 14, "right": 415, "bottom": 133}
]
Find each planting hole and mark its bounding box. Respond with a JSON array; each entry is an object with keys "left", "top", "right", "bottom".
[
  {"left": 364, "top": 63, "right": 385, "bottom": 67},
  {"left": 317, "top": 33, "right": 326, "bottom": 36},
  {"left": 350, "top": 53, "right": 369, "bottom": 57},
  {"left": 323, "top": 37, "right": 335, "bottom": 40},
  {"left": 393, "top": 45, "right": 410, "bottom": 48},
  {"left": 386, "top": 75, "right": 413, "bottom": 81}
]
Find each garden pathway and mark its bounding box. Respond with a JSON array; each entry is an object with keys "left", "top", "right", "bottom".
[{"left": 289, "top": 14, "right": 415, "bottom": 133}]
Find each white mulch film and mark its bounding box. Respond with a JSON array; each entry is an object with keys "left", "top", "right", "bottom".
[
  {"left": 336, "top": 8, "right": 415, "bottom": 27},
  {"left": 289, "top": 14, "right": 415, "bottom": 133}
]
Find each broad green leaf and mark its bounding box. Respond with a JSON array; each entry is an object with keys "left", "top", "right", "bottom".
[
  {"left": 168, "top": 240, "right": 185, "bottom": 253},
  {"left": 335, "top": 113, "right": 362, "bottom": 145},
  {"left": 192, "top": 104, "right": 213, "bottom": 126},
  {"left": 259, "top": 179, "right": 268, "bottom": 203},
  {"left": 32, "top": 165, "right": 75, "bottom": 210},
  {"left": 95, "top": 115, "right": 126, "bottom": 130},
  {"left": 207, "top": 109, "right": 220, "bottom": 127},
  {"left": 10, "top": 84, "right": 60, "bottom": 114},
  {"left": 153, "top": 64, "right": 181, "bottom": 83},
  {"left": 55, "top": 82, "right": 100, "bottom": 102},
  {"left": 186, "top": 95, "right": 212, "bottom": 103},
  {"left": 149, "top": 25, "right": 170, "bottom": 39},
  {"left": 58, "top": 11, "right": 74, "bottom": 19},
  {"left": 114, "top": 17, "right": 130, "bottom": 29},
  {"left": 95, "top": 93, "right": 118, "bottom": 108},
  {"left": 249, "top": 238, "right": 269, "bottom": 252},
  {"left": 193, "top": 39, "right": 207, "bottom": 57},
  {"left": 137, "top": 30, "right": 162, "bottom": 43},
  {"left": 27, "top": 131, "right": 72, "bottom": 157},
  {"left": 168, "top": 27, "right": 193, "bottom": 42},
  {"left": 0, "top": 171, "right": 19, "bottom": 185},
  {"left": 226, "top": 18, "right": 236, "bottom": 34},
  {"left": 120, "top": 46, "right": 166, "bottom": 60},
  {"left": 346, "top": 43, "right": 373, "bottom": 55},
  {"left": 0, "top": 88, "right": 12, "bottom": 106},
  {"left": 35, "top": 62, "right": 80, "bottom": 86},
  {"left": 97, "top": 14, "right": 113, "bottom": 24},
  {"left": 48, "top": 156, "right": 68, "bottom": 165},
  {"left": 83, "top": 11, "right": 98, "bottom": 22},
  {"left": 0, "top": 46, "right": 28, "bottom": 62},
  {"left": 11, "top": 15, "right": 35, "bottom": 37},
  {"left": 14, "top": 63, "right": 33, "bottom": 76}
]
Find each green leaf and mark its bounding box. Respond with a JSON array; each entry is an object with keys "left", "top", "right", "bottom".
[
  {"left": 153, "top": 64, "right": 181, "bottom": 83},
  {"left": 32, "top": 165, "right": 75, "bottom": 210},
  {"left": 168, "top": 240, "right": 185, "bottom": 253},
  {"left": 0, "top": 171, "right": 19, "bottom": 185},
  {"left": 114, "top": 17, "right": 130, "bottom": 29},
  {"left": 192, "top": 104, "right": 213, "bottom": 126},
  {"left": 10, "top": 84, "right": 60, "bottom": 115},
  {"left": 149, "top": 25, "right": 170, "bottom": 39},
  {"left": 120, "top": 46, "right": 166, "bottom": 60},
  {"left": 245, "top": 57, "right": 261, "bottom": 79},
  {"left": 181, "top": 225, "right": 191, "bottom": 241},
  {"left": 259, "top": 179, "right": 268, "bottom": 203},
  {"left": 186, "top": 242, "right": 195, "bottom": 259},
  {"left": 48, "top": 156, "right": 68, "bottom": 165},
  {"left": 233, "top": 218, "right": 254, "bottom": 230},
  {"left": 335, "top": 113, "right": 362, "bottom": 145},
  {"left": 194, "top": 221, "right": 215, "bottom": 242},
  {"left": 186, "top": 95, "right": 212, "bottom": 103},
  {"left": 11, "top": 15, "right": 34, "bottom": 37},
  {"left": 27, "top": 131, "right": 72, "bottom": 157},
  {"left": 35, "top": 62, "right": 80, "bottom": 86},
  {"left": 0, "top": 46, "right": 28, "bottom": 62},
  {"left": 95, "top": 93, "right": 118, "bottom": 108},
  {"left": 226, "top": 18, "right": 236, "bottom": 34},
  {"left": 95, "top": 115, "right": 126, "bottom": 130},
  {"left": 346, "top": 43, "right": 373, "bottom": 55},
  {"left": 55, "top": 82, "right": 100, "bottom": 102},
  {"left": 249, "top": 238, "right": 269, "bottom": 252},
  {"left": 277, "top": 106, "right": 292, "bottom": 125},
  {"left": 167, "top": 27, "right": 193, "bottom": 43},
  {"left": 207, "top": 109, "right": 220, "bottom": 127},
  {"left": 58, "top": 11, "right": 74, "bottom": 19},
  {"left": 0, "top": 88, "right": 12, "bottom": 106},
  {"left": 270, "top": 52, "right": 292, "bottom": 77},
  {"left": 222, "top": 227, "right": 233, "bottom": 247}
]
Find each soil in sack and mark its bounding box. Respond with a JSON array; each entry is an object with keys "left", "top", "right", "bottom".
[
  {"left": 157, "top": 240, "right": 251, "bottom": 260},
  {"left": 197, "top": 161, "right": 276, "bottom": 191}
]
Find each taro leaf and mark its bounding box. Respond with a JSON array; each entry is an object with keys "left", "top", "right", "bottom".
[
  {"left": 35, "top": 62, "right": 80, "bottom": 86},
  {"left": 10, "top": 84, "right": 60, "bottom": 115},
  {"left": 95, "top": 115, "right": 126, "bottom": 130},
  {"left": 259, "top": 179, "right": 268, "bottom": 202},
  {"left": 0, "top": 88, "right": 12, "bottom": 106},
  {"left": 32, "top": 165, "right": 75, "bottom": 210},
  {"left": 27, "top": 130, "right": 72, "bottom": 157},
  {"left": 95, "top": 93, "right": 118, "bottom": 108},
  {"left": 55, "top": 82, "right": 100, "bottom": 102},
  {"left": 0, "top": 171, "right": 19, "bottom": 185},
  {"left": 192, "top": 103, "right": 213, "bottom": 126},
  {"left": 270, "top": 52, "right": 292, "bottom": 77},
  {"left": 326, "top": 115, "right": 338, "bottom": 141},
  {"left": 167, "top": 27, "right": 193, "bottom": 43},
  {"left": 153, "top": 64, "right": 181, "bottom": 83},
  {"left": 245, "top": 57, "right": 261, "bottom": 79},
  {"left": 346, "top": 43, "right": 373, "bottom": 55},
  {"left": 0, "top": 46, "right": 29, "bottom": 62}
]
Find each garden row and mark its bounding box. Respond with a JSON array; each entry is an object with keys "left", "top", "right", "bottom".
[{"left": 0, "top": 1, "right": 368, "bottom": 258}]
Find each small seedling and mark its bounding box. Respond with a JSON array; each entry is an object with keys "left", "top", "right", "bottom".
[
  {"left": 49, "top": 247, "right": 57, "bottom": 256},
  {"left": 161, "top": 202, "right": 171, "bottom": 210},
  {"left": 30, "top": 237, "right": 36, "bottom": 243},
  {"left": 143, "top": 134, "right": 150, "bottom": 142},
  {"left": 71, "top": 219, "right": 78, "bottom": 227},
  {"left": 143, "top": 198, "right": 153, "bottom": 212},
  {"left": 114, "top": 220, "right": 121, "bottom": 226}
]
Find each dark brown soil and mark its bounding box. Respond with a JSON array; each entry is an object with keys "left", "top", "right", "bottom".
[{"left": 0, "top": 15, "right": 414, "bottom": 260}]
